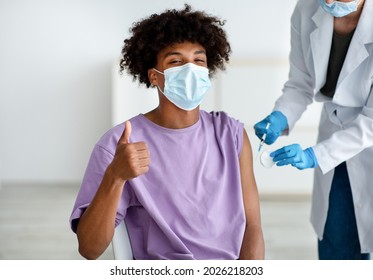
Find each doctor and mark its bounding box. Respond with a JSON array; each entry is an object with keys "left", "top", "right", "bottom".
[{"left": 254, "top": 0, "right": 373, "bottom": 259}]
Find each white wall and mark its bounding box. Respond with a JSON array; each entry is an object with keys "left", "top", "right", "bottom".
[
  {"left": 0, "top": 0, "right": 132, "bottom": 182},
  {"left": 1, "top": 0, "right": 322, "bottom": 194}
]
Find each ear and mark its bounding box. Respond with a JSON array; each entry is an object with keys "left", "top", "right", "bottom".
[{"left": 148, "top": 69, "right": 159, "bottom": 86}]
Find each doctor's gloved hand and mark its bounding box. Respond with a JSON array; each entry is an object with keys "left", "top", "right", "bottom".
[
  {"left": 270, "top": 144, "right": 318, "bottom": 170},
  {"left": 254, "top": 111, "right": 288, "bottom": 145}
]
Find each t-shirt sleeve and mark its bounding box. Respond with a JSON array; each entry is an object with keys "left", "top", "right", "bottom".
[
  {"left": 69, "top": 144, "right": 131, "bottom": 233},
  {"left": 211, "top": 111, "right": 244, "bottom": 156},
  {"left": 233, "top": 118, "right": 244, "bottom": 156}
]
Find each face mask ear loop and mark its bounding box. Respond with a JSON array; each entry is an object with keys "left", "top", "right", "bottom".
[
  {"left": 153, "top": 68, "right": 164, "bottom": 75},
  {"left": 152, "top": 68, "right": 165, "bottom": 94},
  {"left": 156, "top": 85, "right": 165, "bottom": 94}
]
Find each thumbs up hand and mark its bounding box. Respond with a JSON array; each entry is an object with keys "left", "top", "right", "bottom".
[
  {"left": 122, "top": 120, "right": 132, "bottom": 144},
  {"left": 110, "top": 121, "right": 150, "bottom": 182}
]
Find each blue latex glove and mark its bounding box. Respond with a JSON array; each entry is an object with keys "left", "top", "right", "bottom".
[
  {"left": 254, "top": 111, "right": 288, "bottom": 145},
  {"left": 270, "top": 144, "right": 318, "bottom": 170}
]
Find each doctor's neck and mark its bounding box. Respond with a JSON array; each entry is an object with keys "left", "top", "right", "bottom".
[{"left": 333, "top": 0, "right": 365, "bottom": 35}]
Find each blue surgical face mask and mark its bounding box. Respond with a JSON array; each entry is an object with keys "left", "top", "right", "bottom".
[
  {"left": 319, "top": 0, "right": 360, "bottom": 18},
  {"left": 153, "top": 63, "right": 211, "bottom": 111}
]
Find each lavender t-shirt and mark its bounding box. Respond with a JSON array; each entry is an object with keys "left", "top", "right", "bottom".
[{"left": 70, "top": 110, "right": 245, "bottom": 259}]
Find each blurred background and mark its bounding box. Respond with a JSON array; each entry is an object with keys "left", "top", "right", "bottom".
[{"left": 0, "top": 0, "right": 321, "bottom": 259}]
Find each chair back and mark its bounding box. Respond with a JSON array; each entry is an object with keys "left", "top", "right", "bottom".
[{"left": 112, "top": 220, "right": 133, "bottom": 259}]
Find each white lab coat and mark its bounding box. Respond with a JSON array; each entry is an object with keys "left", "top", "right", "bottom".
[{"left": 274, "top": 0, "right": 373, "bottom": 253}]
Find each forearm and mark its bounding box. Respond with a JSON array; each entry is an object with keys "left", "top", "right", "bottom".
[
  {"left": 239, "top": 223, "right": 265, "bottom": 260},
  {"left": 314, "top": 114, "right": 373, "bottom": 174},
  {"left": 274, "top": 3, "right": 314, "bottom": 133},
  {"left": 77, "top": 164, "right": 126, "bottom": 259}
]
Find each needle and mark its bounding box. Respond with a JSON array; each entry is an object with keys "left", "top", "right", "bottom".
[{"left": 258, "top": 122, "right": 270, "bottom": 152}]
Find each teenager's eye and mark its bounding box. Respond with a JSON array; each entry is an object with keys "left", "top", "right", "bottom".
[
  {"left": 195, "top": 58, "right": 206, "bottom": 64},
  {"left": 170, "top": 60, "right": 182, "bottom": 64}
]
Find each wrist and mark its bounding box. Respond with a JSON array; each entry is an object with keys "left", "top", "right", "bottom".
[
  {"left": 304, "top": 147, "right": 318, "bottom": 168},
  {"left": 106, "top": 163, "right": 127, "bottom": 187},
  {"left": 271, "top": 111, "right": 288, "bottom": 131}
]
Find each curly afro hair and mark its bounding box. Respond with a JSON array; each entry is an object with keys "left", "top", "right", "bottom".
[{"left": 120, "top": 4, "right": 231, "bottom": 88}]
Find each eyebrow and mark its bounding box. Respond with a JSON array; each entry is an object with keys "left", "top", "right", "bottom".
[{"left": 164, "top": 50, "right": 206, "bottom": 57}]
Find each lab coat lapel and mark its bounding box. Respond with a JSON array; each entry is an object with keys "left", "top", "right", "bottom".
[
  {"left": 338, "top": 2, "right": 373, "bottom": 86},
  {"left": 310, "top": 7, "right": 334, "bottom": 93}
]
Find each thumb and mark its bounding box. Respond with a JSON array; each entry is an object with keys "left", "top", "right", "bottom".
[{"left": 120, "top": 121, "right": 132, "bottom": 144}]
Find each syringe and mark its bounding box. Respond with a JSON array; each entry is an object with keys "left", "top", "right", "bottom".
[{"left": 258, "top": 122, "right": 270, "bottom": 152}]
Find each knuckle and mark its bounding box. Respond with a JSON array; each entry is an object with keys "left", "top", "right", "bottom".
[{"left": 139, "top": 141, "right": 148, "bottom": 148}]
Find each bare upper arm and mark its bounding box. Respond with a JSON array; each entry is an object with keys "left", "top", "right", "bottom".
[{"left": 239, "top": 128, "right": 261, "bottom": 225}]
